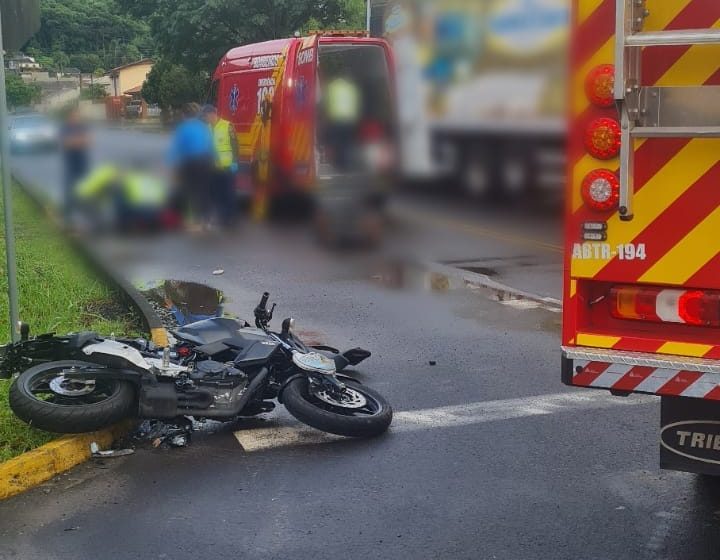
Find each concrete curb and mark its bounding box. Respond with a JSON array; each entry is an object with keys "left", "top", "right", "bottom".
[
  {"left": 424, "top": 261, "right": 563, "bottom": 311},
  {"left": 12, "top": 174, "right": 169, "bottom": 346},
  {"left": 0, "top": 421, "right": 133, "bottom": 500},
  {"left": 0, "top": 177, "right": 169, "bottom": 500}
]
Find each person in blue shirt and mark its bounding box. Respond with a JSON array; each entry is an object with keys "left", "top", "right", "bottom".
[{"left": 167, "top": 103, "right": 215, "bottom": 229}]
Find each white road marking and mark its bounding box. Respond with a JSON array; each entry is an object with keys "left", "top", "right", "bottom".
[
  {"left": 498, "top": 299, "right": 543, "bottom": 310},
  {"left": 234, "top": 390, "right": 655, "bottom": 452}
]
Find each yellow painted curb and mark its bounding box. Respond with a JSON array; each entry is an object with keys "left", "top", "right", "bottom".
[{"left": 0, "top": 420, "right": 133, "bottom": 501}]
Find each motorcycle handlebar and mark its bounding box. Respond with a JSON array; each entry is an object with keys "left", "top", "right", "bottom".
[{"left": 259, "top": 292, "right": 270, "bottom": 310}]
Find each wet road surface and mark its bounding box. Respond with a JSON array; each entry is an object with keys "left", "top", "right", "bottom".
[{"left": 2, "top": 128, "right": 718, "bottom": 560}]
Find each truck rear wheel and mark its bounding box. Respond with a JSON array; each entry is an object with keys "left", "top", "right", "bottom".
[
  {"left": 462, "top": 155, "right": 491, "bottom": 198},
  {"left": 461, "top": 145, "right": 502, "bottom": 201}
]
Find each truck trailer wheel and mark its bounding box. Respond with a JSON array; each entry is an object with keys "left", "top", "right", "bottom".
[{"left": 461, "top": 145, "right": 502, "bottom": 201}]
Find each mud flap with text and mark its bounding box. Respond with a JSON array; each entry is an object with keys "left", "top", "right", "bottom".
[{"left": 661, "top": 397, "right": 720, "bottom": 476}]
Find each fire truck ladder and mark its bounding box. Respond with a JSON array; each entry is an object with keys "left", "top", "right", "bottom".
[{"left": 614, "top": 0, "right": 720, "bottom": 221}]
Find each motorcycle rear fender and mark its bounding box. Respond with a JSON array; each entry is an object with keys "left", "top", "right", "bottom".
[
  {"left": 0, "top": 332, "right": 101, "bottom": 378},
  {"left": 82, "top": 340, "right": 151, "bottom": 371}
]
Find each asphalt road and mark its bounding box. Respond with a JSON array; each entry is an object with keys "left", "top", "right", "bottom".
[
  {"left": 10, "top": 125, "right": 562, "bottom": 300},
  {"left": 3, "top": 128, "right": 718, "bottom": 560}
]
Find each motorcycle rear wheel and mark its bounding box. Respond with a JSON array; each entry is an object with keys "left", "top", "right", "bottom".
[
  {"left": 9, "top": 361, "right": 136, "bottom": 433},
  {"left": 283, "top": 378, "right": 392, "bottom": 438}
]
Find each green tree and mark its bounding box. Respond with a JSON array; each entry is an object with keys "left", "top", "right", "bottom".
[
  {"left": 52, "top": 50, "right": 70, "bottom": 73},
  {"left": 69, "top": 53, "right": 103, "bottom": 73},
  {"left": 35, "top": 54, "right": 56, "bottom": 71},
  {"left": 22, "top": 0, "right": 363, "bottom": 81},
  {"left": 29, "top": 0, "right": 153, "bottom": 70},
  {"left": 339, "top": 0, "right": 368, "bottom": 29},
  {"left": 6, "top": 75, "right": 41, "bottom": 109},
  {"left": 140, "top": 58, "right": 170, "bottom": 107},
  {"left": 142, "top": 59, "right": 205, "bottom": 110},
  {"left": 119, "top": 0, "right": 369, "bottom": 74},
  {"left": 80, "top": 83, "right": 108, "bottom": 100}
]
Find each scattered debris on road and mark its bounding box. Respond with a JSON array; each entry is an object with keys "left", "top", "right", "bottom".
[
  {"left": 132, "top": 419, "right": 193, "bottom": 449},
  {"left": 89, "top": 442, "right": 135, "bottom": 458}
]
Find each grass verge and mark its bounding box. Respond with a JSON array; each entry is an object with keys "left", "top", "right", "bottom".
[{"left": 0, "top": 184, "right": 141, "bottom": 462}]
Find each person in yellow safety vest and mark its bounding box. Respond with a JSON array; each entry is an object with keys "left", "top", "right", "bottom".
[
  {"left": 75, "top": 163, "right": 172, "bottom": 232},
  {"left": 202, "top": 104, "right": 241, "bottom": 228},
  {"left": 323, "top": 72, "right": 362, "bottom": 171}
]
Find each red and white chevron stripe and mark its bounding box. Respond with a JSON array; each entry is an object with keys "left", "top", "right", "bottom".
[{"left": 572, "top": 360, "right": 720, "bottom": 400}]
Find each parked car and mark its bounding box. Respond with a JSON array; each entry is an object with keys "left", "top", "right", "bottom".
[
  {"left": 124, "top": 100, "right": 143, "bottom": 119},
  {"left": 9, "top": 114, "right": 60, "bottom": 153}
]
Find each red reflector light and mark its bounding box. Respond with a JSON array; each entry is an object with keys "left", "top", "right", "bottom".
[
  {"left": 610, "top": 286, "right": 720, "bottom": 327},
  {"left": 585, "top": 64, "right": 615, "bottom": 108},
  {"left": 678, "top": 290, "right": 717, "bottom": 326},
  {"left": 584, "top": 118, "right": 621, "bottom": 159},
  {"left": 581, "top": 169, "right": 619, "bottom": 212}
]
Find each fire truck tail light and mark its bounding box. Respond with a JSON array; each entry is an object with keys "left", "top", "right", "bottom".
[
  {"left": 584, "top": 118, "right": 621, "bottom": 159},
  {"left": 581, "top": 169, "right": 619, "bottom": 212},
  {"left": 610, "top": 286, "right": 720, "bottom": 327},
  {"left": 585, "top": 64, "right": 615, "bottom": 108}
]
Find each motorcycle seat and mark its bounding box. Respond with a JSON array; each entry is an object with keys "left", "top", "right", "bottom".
[{"left": 67, "top": 332, "right": 100, "bottom": 349}]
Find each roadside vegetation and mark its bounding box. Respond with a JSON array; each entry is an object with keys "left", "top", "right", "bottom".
[
  {"left": 19, "top": 0, "right": 366, "bottom": 112},
  {"left": 0, "top": 185, "right": 141, "bottom": 462},
  {"left": 5, "top": 74, "right": 42, "bottom": 110}
]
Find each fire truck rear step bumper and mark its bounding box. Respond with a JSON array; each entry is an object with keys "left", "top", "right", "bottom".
[{"left": 562, "top": 346, "right": 720, "bottom": 400}]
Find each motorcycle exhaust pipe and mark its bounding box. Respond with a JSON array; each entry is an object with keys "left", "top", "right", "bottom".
[{"left": 175, "top": 366, "right": 271, "bottom": 419}]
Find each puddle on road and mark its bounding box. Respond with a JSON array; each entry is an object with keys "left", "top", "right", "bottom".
[
  {"left": 141, "top": 280, "right": 225, "bottom": 327},
  {"left": 371, "top": 261, "right": 454, "bottom": 293}
]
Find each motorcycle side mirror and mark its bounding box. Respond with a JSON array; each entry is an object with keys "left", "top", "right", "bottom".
[
  {"left": 281, "top": 318, "right": 295, "bottom": 336},
  {"left": 19, "top": 322, "right": 30, "bottom": 341}
]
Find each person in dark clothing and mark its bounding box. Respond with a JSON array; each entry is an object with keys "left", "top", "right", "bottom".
[
  {"left": 167, "top": 103, "right": 215, "bottom": 230},
  {"left": 60, "top": 109, "right": 91, "bottom": 224}
]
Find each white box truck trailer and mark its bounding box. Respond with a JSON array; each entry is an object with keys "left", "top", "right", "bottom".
[{"left": 370, "top": 0, "right": 568, "bottom": 201}]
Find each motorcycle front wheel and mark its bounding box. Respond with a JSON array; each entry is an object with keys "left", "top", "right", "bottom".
[
  {"left": 283, "top": 378, "right": 392, "bottom": 438},
  {"left": 9, "top": 361, "right": 136, "bottom": 433}
]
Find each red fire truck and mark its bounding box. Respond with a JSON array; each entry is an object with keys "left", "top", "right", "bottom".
[
  {"left": 563, "top": 0, "right": 720, "bottom": 475},
  {"left": 210, "top": 32, "right": 395, "bottom": 212}
]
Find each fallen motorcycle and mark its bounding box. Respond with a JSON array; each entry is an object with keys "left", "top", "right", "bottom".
[{"left": 2, "top": 293, "right": 392, "bottom": 438}]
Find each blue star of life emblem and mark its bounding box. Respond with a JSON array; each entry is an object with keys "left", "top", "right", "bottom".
[{"left": 229, "top": 84, "right": 240, "bottom": 114}]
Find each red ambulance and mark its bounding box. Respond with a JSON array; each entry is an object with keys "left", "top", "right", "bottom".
[{"left": 210, "top": 31, "right": 395, "bottom": 205}]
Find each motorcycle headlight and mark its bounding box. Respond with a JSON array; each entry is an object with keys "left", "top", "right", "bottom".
[{"left": 292, "top": 351, "right": 336, "bottom": 374}]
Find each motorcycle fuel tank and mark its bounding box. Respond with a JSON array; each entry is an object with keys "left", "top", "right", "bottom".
[{"left": 173, "top": 318, "right": 249, "bottom": 346}]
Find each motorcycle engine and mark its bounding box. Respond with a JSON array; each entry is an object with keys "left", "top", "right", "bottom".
[
  {"left": 190, "top": 360, "right": 244, "bottom": 382},
  {"left": 140, "top": 360, "right": 250, "bottom": 419}
]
